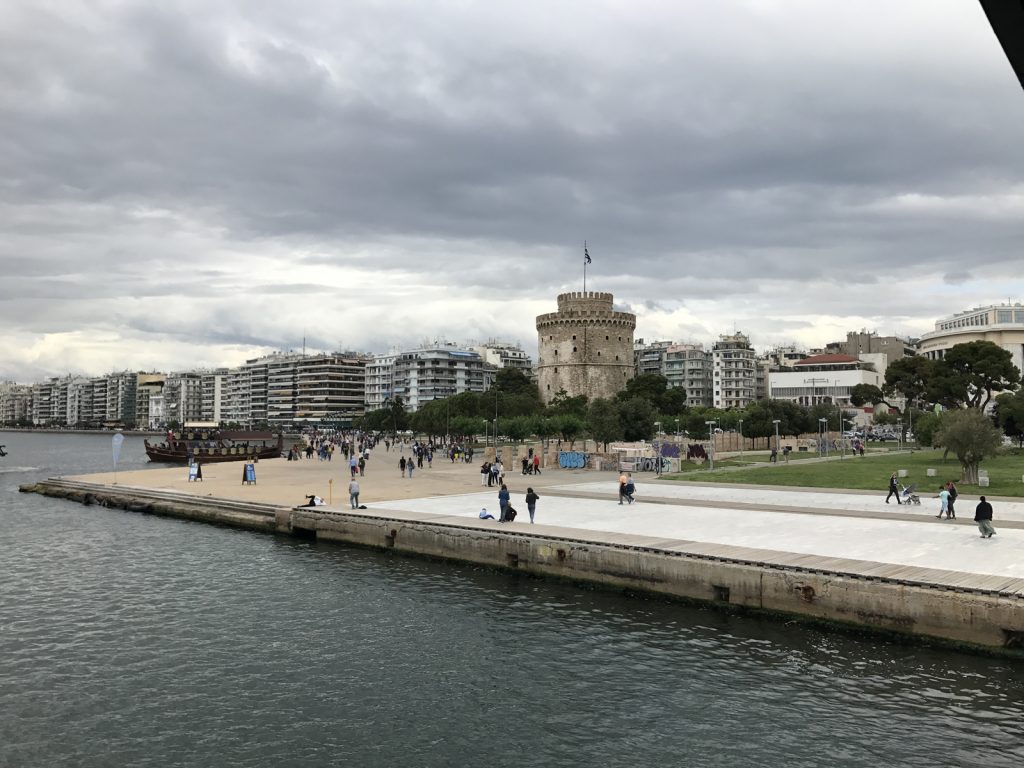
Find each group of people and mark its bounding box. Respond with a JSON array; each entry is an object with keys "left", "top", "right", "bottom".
[
  {"left": 479, "top": 484, "right": 540, "bottom": 523},
  {"left": 520, "top": 452, "right": 542, "bottom": 475},
  {"left": 480, "top": 459, "right": 505, "bottom": 487},
  {"left": 618, "top": 472, "right": 636, "bottom": 505},
  {"left": 887, "top": 472, "right": 997, "bottom": 538}
]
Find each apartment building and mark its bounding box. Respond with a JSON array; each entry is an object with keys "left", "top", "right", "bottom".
[{"left": 712, "top": 333, "right": 757, "bottom": 408}]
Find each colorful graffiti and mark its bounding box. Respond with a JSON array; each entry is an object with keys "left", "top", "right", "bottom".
[{"left": 558, "top": 451, "right": 588, "bottom": 469}]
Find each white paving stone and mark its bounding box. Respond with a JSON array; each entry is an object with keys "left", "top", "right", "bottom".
[
  {"left": 552, "top": 480, "right": 1024, "bottom": 522},
  {"left": 381, "top": 485, "right": 1024, "bottom": 579}
]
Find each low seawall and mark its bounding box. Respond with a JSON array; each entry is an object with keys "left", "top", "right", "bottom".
[{"left": 21, "top": 478, "right": 1024, "bottom": 656}]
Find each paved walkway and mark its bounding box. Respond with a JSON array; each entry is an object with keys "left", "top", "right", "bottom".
[{"left": 75, "top": 458, "right": 1023, "bottom": 581}]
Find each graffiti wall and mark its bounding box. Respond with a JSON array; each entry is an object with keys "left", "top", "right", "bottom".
[{"left": 558, "top": 451, "right": 588, "bottom": 469}]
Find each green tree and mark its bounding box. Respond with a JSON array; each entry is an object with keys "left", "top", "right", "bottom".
[
  {"left": 738, "top": 401, "right": 775, "bottom": 441},
  {"left": 618, "top": 397, "right": 656, "bottom": 442},
  {"left": 884, "top": 357, "right": 933, "bottom": 407},
  {"left": 493, "top": 367, "right": 540, "bottom": 398},
  {"left": 994, "top": 390, "right": 1024, "bottom": 447},
  {"left": 911, "top": 410, "right": 943, "bottom": 448},
  {"left": 587, "top": 398, "right": 623, "bottom": 450},
  {"left": 410, "top": 400, "right": 446, "bottom": 437},
  {"left": 938, "top": 341, "right": 1021, "bottom": 411},
  {"left": 659, "top": 386, "right": 689, "bottom": 421},
  {"left": 849, "top": 383, "right": 900, "bottom": 412},
  {"left": 503, "top": 415, "right": 535, "bottom": 444},
  {"left": 617, "top": 373, "right": 669, "bottom": 404},
  {"left": 936, "top": 408, "right": 1004, "bottom": 484},
  {"left": 551, "top": 413, "right": 585, "bottom": 449},
  {"left": 545, "top": 390, "right": 589, "bottom": 418},
  {"left": 451, "top": 415, "right": 487, "bottom": 440}
]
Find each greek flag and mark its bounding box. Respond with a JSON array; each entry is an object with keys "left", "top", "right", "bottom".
[{"left": 584, "top": 245, "right": 591, "bottom": 264}]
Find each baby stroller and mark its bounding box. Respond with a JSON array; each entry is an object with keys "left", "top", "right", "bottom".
[{"left": 900, "top": 483, "right": 920, "bottom": 505}]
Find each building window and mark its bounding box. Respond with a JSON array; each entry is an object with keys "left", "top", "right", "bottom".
[
  {"left": 573, "top": 346, "right": 577, "bottom": 352},
  {"left": 572, "top": 335, "right": 577, "bottom": 340}
]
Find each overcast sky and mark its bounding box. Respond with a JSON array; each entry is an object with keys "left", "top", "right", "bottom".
[{"left": 2, "top": 0, "right": 1023, "bottom": 381}]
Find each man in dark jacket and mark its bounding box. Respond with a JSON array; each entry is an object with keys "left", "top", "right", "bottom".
[
  {"left": 975, "top": 496, "right": 996, "bottom": 538},
  {"left": 498, "top": 484, "right": 511, "bottom": 522},
  {"left": 886, "top": 472, "right": 901, "bottom": 504}
]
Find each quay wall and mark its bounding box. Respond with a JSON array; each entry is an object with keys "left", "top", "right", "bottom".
[{"left": 21, "top": 479, "right": 1024, "bottom": 655}]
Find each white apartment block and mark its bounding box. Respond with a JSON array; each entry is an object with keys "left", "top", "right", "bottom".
[
  {"left": 712, "top": 333, "right": 757, "bottom": 409},
  {"left": 471, "top": 341, "right": 533, "bottom": 375},
  {"left": 390, "top": 345, "right": 488, "bottom": 411}
]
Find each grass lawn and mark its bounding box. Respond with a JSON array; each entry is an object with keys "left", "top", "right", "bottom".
[{"left": 664, "top": 448, "right": 1024, "bottom": 497}]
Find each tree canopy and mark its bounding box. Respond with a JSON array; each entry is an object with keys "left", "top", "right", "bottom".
[
  {"left": 938, "top": 341, "right": 1020, "bottom": 411},
  {"left": 936, "top": 408, "right": 1004, "bottom": 484}
]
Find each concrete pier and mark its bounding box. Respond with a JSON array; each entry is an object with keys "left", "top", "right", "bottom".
[{"left": 20, "top": 458, "right": 1024, "bottom": 656}]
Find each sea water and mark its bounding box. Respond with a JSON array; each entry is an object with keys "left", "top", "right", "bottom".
[{"left": 1, "top": 431, "right": 1023, "bottom": 767}]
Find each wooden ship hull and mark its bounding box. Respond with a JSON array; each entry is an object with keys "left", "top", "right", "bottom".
[{"left": 144, "top": 430, "right": 284, "bottom": 464}]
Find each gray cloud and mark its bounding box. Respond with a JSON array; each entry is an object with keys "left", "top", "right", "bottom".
[{"left": 2, "top": 0, "right": 1024, "bottom": 379}]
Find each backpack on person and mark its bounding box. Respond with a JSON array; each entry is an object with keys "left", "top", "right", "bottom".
[{"left": 505, "top": 506, "right": 517, "bottom": 521}]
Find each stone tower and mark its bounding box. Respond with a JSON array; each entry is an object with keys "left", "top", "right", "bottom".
[{"left": 535, "top": 292, "right": 636, "bottom": 404}]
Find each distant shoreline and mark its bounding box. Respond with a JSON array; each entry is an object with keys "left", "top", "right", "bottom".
[{"left": 0, "top": 427, "right": 163, "bottom": 437}]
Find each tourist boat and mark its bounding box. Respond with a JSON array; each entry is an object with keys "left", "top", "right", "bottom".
[{"left": 144, "top": 429, "right": 284, "bottom": 464}]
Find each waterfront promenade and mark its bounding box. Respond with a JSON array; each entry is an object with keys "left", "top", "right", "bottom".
[
  {"left": 71, "top": 456, "right": 1024, "bottom": 587},
  {"left": 40, "top": 454, "right": 1024, "bottom": 651}
]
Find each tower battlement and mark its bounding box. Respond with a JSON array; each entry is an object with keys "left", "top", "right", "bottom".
[
  {"left": 556, "top": 291, "right": 615, "bottom": 313},
  {"left": 535, "top": 292, "right": 636, "bottom": 404}
]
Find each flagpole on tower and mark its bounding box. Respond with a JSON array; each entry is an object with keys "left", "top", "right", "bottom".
[{"left": 583, "top": 241, "right": 591, "bottom": 292}]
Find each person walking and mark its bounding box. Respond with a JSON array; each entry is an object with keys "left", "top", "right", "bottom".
[
  {"left": 532, "top": 453, "right": 541, "bottom": 475},
  {"left": 618, "top": 471, "right": 628, "bottom": 504},
  {"left": 946, "top": 480, "right": 958, "bottom": 519},
  {"left": 975, "top": 496, "right": 997, "bottom": 538},
  {"left": 936, "top": 485, "right": 950, "bottom": 518},
  {"left": 408, "top": 459, "right": 415, "bottom": 479},
  {"left": 623, "top": 473, "right": 636, "bottom": 505},
  {"left": 498, "top": 483, "right": 510, "bottom": 522},
  {"left": 358, "top": 456, "right": 366, "bottom": 476},
  {"left": 525, "top": 487, "right": 539, "bottom": 523},
  {"left": 399, "top": 456, "right": 406, "bottom": 478},
  {"left": 886, "top": 472, "right": 902, "bottom": 504},
  {"left": 481, "top": 461, "right": 490, "bottom": 486},
  {"left": 348, "top": 478, "right": 360, "bottom": 509}
]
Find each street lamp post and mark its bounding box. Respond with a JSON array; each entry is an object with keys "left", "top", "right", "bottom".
[
  {"left": 819, "top": 418, "right": 828, "bottom": 456},
  {"left": 841, "top": 418, "right": 851, "bottom": 460},
  {"left": 705, "top": 420, "right": 717, "bottom": 470},
  {"left": 896, "top": 420, "right": 903, "bottom": 452},
  {"left": 674, "top": 418, "right": 680, "bottom": 440},
  {"left": 738, "top": 419, "right": 744, "bottom": 461}
]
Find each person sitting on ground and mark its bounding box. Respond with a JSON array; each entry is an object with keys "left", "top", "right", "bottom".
[{"left": 479, "top": 507, "right": 495, "bottom": 520}]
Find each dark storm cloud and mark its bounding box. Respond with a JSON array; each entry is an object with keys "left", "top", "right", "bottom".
[{"left": 2, "top": 0, "right": 1024, "bottom": 377}]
